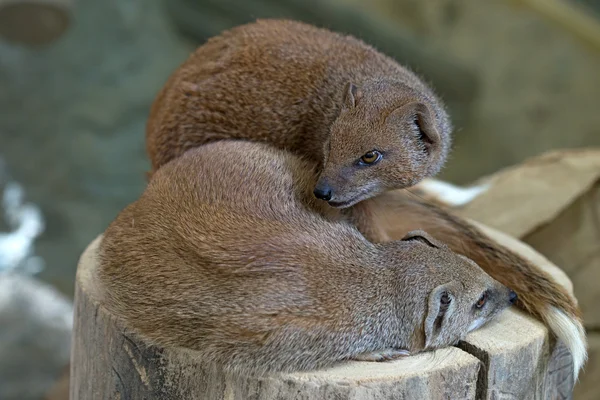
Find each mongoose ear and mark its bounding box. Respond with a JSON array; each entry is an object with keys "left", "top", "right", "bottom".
[
  {"left": 342, "top": 82, "right": 361, "bottom": 109},
  {"left": 402, "top": 230, "right": 439, "bottom": 248},
  {"left": 387, "top": 102, "right": 441, "bottom": 154},
  {"left": 424, "top": 283, "right": 455, "bottom": 348}
]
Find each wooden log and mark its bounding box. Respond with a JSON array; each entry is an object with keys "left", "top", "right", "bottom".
[
  {"left": 70, "top": 224, "right": 575, "bottom": 399},
  {"left": 0, "top": 0, "right": 74, "bottom": 46}
]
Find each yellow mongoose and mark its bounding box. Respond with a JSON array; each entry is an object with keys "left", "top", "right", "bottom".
[
  {"left": 99, "top": 141, "right": 515, "bottom": 374},
  {"left": 145, "top": 19, "right": 586, "bottom": 376}
]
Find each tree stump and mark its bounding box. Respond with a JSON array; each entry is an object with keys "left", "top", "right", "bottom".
[{"left": 70, "top": 223, "right": 576, "bottom": 399}]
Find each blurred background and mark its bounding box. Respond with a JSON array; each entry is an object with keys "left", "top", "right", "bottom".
[{"left": 0, "top": 0, "right": 599, "bottom": 399}]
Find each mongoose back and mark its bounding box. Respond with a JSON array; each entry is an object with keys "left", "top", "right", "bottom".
[
  {"left": 144, "top": 19, "right": 587, "bottom": 376},
  {"left": 146, "top": 18, "right": 451, "bottom": 194},
  {"left": 99, "top": 140, "right": 514, "bottom": 374}
]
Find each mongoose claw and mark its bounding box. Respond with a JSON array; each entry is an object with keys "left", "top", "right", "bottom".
[{"left": 352, "top": 348, "right": 411, "bottom": 362}]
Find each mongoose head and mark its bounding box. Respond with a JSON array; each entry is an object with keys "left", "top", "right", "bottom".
[
  {"left": 397, "top": 231, "right": 516, "bottom": 352},
  {"left": 314, "top": 80, "right": 451, "bottom": 208}
]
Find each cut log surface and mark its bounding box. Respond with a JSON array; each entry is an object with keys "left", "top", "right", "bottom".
[{"left": 70, "top": 228, "right": 575, "bottom": 400}]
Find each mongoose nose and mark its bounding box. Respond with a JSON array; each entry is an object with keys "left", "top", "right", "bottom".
[
  {"left": 313, "top": 186, "right": 332, "bottom": 201},
  {"left": 509, "top": 290, "right": 518, "bottom": 304}
]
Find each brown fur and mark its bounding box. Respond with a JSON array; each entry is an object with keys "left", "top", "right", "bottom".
[
  {"left": 146, "top": 19, "right": 451, "bottom": 193},
  {"left": 143, "top": 20, "right": 585, "bottom": 373},
  {"left": 366, "top": 190, "right": 581, "bottom": 322},
  {"left": 99, "top": 141, "right": 513, "bottom": 374}
]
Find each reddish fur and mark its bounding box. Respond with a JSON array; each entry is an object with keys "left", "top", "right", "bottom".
[
  {"left": 146, "top": 19, "right": 451, "bottom": 183},
  {"left": 142, "top": 19, "right": 584, "bottom": 372},
  {"left": 365, "top": 190, "right": 582, "bottom": 322}
]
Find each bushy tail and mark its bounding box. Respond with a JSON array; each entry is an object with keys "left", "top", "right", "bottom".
[
  {"left": 412, "top": 178, "right": 490, "bottom": 207},
  {"left": 367, "top": 190, "right": 588, "bottom": 379}
]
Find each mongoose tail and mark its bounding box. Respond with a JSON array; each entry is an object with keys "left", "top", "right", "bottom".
[{"left": 365, "top": 192, "right": 587, "bottom": 379}]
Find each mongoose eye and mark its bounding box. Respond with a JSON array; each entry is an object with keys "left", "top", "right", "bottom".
[
  {"left": 475, "top": 292, "right": 488, "bottom": 309},
  {"left": 359, "top": 150, "right": 382, "bottom": 165}
]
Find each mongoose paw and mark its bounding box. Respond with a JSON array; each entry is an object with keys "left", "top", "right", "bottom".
[{"left": 352, "top": 348, "right": 411, "bottom": 362}]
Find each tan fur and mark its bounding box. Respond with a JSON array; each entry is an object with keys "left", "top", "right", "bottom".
[
  {"left": 144, "top": 19, "right": 586, "bottom": 375},
  {"left": 99, "top": 141, "right": 513, "bottom": 375},
  {"left": 146, "top": 19, "right": 451, "bottom": 192},
  {"left": 364, "top": 189, "right": 587, "bottom": 377},
  {"left": 368, "top": 190, "right": 581, "bottom": 321}
]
